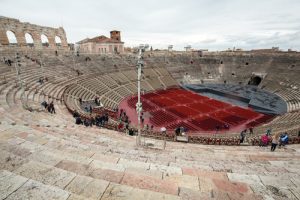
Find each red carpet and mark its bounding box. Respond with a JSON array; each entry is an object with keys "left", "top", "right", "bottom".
[{"left": 119, "top": 88, "right": 274, "bottom": 135}]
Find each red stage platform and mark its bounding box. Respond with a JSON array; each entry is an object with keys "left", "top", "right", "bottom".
[{"left": 119, "top": 88, "right": 274, "bottom": 135}]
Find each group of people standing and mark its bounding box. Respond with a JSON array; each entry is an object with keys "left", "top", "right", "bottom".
[
  {"left": 3, "top": 57, "right": 12, "bottom": 66},
  {"left": 41, "top": 101, "right": 55, "bottom": 114},
  {"left": 259, "top": 129, "right": 289, "bottom": 151},
  {"left": 73, "top": 110, "right": 109, "bottom": 127},
  {"left": 270, "top": 132, "right": 289, "bottom": 151}
]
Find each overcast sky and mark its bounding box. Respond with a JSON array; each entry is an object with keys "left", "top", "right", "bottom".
[{"left": 1, "top": 0, "right": 300, "bottom": 50}]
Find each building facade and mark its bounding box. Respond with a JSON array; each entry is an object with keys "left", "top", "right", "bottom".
[{"left": 77, "top": 30, "right": 124, "bottom": 54}]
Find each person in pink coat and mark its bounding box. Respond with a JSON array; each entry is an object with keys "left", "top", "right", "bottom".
[{"left": 260, "top": 134, "right": 270, "bottom": 146}]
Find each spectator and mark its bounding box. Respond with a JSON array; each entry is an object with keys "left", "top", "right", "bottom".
[
  {"left": 279, "top": 132, "right": 288, "bottom": 148},
  {"left": 73, "top": 110, "right": 80, "bottom": 118},
  {"left": 75, "top": 117, "right": 82, "bottom": 125},
  {"left": 161, "top": 127, "right": 167, "bottom": 134},
  {"left": 249, "top": 127, "right": 254, "bottom": 134},
  {"left": 240, "top": 129, "right": 246, "bottom": 143},
  {"left": 150, "top": 125, "right": 154, "bottom": 132},
  {"left": 129, "top": 128, "right": 134, "bottom": 136},
  {"left": 175, "top": 127, "right": 181, "bottom": 136},
  {"left": 91, "top": 117, "right": 95, "bottom": 126},
  {"left": 224, "top": 123, "right": 230, "bottom": 129},
  {"left": 144, "top": 124, "right": 149, "bottom": 132},
  {"left": 83, "top": 119, "right": 90, "bottom": 127},
  {"left": 41, "top": 101, "right": 48, "bottom": 111},
  {"left": 271, "top": 133, "right": 280, "bottom": 152},
  {"left": 7, "top": 59, "right": 12, "bottom": 66},
  {"left": 260, "top": 134, "right": 270, "bottom": 147},
  {"left": 141, "top": 116, "right": 144, "bottom": 124},
  {"left": 160, "top": 127, "right": 167, "bottom": 149},
  {"left": 79, "top": 98, "right": 82, "bottom": 105},
  {"left": 38, "top": 77, "right": 44, "bottom": 84},
  {"left": 94, "top": 97, "right": 99, "bottom": 105},
  {"left": 95, "top": 115, "right": 102, "bottom": 126},
  {"left": 49, "top": 101, "right": 55, "bottom": 114},
  {"left": 104, "top": 113, "right": 109, "bottom": 124},
  {"left": 125, "top": 123, "right": 129, "bottom": 134},
  {"left": 266, "top": 128, "right": 272, "bottom": 136},
  {"left": 118, "top": 122, "right": 124, "bottom": 131},
  {"left": 125, "top": 116, "right": 129, "bottom": 124}
]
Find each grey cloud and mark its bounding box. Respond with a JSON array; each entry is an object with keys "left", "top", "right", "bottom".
[{"left": 0, "top": 0, "right": 299, "bottom": 51}]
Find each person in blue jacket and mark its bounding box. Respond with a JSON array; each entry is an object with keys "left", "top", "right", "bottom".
[{"left": 279, "top": 132, "right": 288, "bottom": 147}]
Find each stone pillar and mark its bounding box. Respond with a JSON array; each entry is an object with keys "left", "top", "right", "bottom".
[
  {"left": 60, "top": 36, "right": 68, "bottom": 49},
  {"left": 58, "top": 27, "right": 68, "bottom": 49},
  {"left": 15, "top": 30, "right": 26, "bottom": 47},
  {"left": 48, "top": 35, "right": 56, "bottom": 49},
  {"left": 0, "top": 29, "right": 9, "bottom": 45},
  {"left": 31, "top": 31, "right": 42, "bottom": 49}
]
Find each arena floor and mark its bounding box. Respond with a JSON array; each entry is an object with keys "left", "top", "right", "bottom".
[{"left": 119, "top": 88, "right": 275, "bottom": 134}]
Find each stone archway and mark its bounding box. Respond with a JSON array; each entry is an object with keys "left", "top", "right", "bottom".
[
  {"left": 6, "top": 30, "right": 18, "bottom": 45},
  {"left": 41, "top": 34, "right": 49, "bottom": 47},
  {"left": 25, "top": 33, "right": 34, "bottom": 47},
  {"left": 55, "top": 36, "right": 62, "bottom": 46},
  {"left": 248, "top": 76, "right": 262, "bottom": 86},
  {"left": 0, "top": 16, "right": 69, "bottom": 50}
]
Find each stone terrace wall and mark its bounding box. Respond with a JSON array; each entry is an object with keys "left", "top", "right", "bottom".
[{"left": 0, "top": 16, "right": 68, "bottom": 50}]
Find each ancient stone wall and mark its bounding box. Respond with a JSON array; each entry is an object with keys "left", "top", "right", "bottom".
[{"left": 0, "top": 16, "right": 68, "bottom": 50}]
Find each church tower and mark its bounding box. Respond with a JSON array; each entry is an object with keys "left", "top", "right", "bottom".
[{"left": 110, "top": 30, "right": 121, "bottom": 41}]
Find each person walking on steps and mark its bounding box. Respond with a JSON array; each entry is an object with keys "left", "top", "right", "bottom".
[{"left": 271, "top": 133, "right": 280, "bottom": 152}]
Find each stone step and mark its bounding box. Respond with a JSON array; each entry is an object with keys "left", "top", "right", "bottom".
[
  {"left": 0, "top": 170, "right": 70, "bottom": 200},
  {"left": 1, "top": 135, "right": 262, "bottom": 199},
  {"left": 4, "top": 123, "right": 299, "bottom": 177},
  {"left": 0, "top": 122, "right": 300, "bottom": 199}
]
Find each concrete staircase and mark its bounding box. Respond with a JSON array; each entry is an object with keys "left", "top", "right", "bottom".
[{"left": 0, "top": 120, "right": 299, "bottom": 199}]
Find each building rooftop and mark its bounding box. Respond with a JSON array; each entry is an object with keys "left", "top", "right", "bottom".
[{"left": 77, "top": 35, "right": 123, "bottom": 44}]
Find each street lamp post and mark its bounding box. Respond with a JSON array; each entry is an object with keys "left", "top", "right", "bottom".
[{"left": 136, "top": 44, "right": 148, "bottom": 146}]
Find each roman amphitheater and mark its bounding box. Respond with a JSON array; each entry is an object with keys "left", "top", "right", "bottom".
[{"left": 0, "top": 16, "right": 300, "bottom": 200}]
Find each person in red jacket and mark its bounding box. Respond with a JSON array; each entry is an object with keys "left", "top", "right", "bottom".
[{"left": 260, "top": 134, "right": 270, "bottom": 146}]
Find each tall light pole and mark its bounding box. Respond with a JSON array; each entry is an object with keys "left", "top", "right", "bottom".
[{"left": 136, "top": 44, "right": 148, "bottom": 146}]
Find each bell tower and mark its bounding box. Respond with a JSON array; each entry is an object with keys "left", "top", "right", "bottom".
[{"left": 110, "top": 30, "right": 121, "bottom": 41}]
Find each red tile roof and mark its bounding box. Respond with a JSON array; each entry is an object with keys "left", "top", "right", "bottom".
[{"left": 77, "top": 35, "right": 123, "bottom": 44}]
